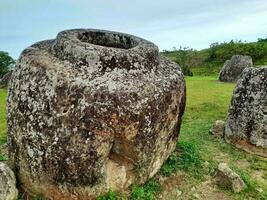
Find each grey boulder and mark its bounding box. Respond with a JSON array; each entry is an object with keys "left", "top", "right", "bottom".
[
  {"left": 0, "top": 163, "right": 18, "bottom": 200},
  {"left": 215, "top": 163, "right": 245, "bottom": 193},
  {"left": 210, "top": 120, "right": 225, "bottom": 138},
  {"left": 225, "top": 67, "right": 267, "bottom": 157},
  {"left": 219, "top": 55, "right": 253, "bottom": 82}
]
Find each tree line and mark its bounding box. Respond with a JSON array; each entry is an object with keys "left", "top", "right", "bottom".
[{"left": 162, "top": 38, "right": 267, "bottom": 76}]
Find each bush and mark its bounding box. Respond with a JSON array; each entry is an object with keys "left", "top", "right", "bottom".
[
  {"left": 207, "top": 40, "right": 267, "bottom": 62},
  {"left": 0, "top": 51, "right": 15, "bottom": 78},
  {"left": 162, "top": 38, "right": 267, "bottom": 75},
  {"left": 173, "top": 46, "right": 203, "bottom": 76}
]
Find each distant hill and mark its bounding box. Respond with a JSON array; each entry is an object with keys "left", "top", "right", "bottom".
[{"left": 161, "top": 38, "right": 267, "bottom": 76}]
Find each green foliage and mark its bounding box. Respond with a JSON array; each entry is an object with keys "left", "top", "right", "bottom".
[
  {"left": 98, "top": 182, "right": 160, "bottom": 200},
  {"left": 207, "top": 40, "right": 267, "bottom": 62},
  {"left": 172, "top": 46, "right": 202, "bottom": 76},
  {"left": 131, "top": 186, "right": 145, "bottom": 200},
  {"left": 160, "top": 141, "right": 202, "bottom": 176},
  {"left": 190, "top": 64, "right": 221, "bottom": 76},
  {"left": 180, "top": 76, "right": 267, "bottom": 199},
  {"left": 236, "top": 172, "right": 267, "bottom": 200},
  {"left": 97, "top": 190, "right": 119, "bottom": 200},
  {"left": 131, "top": 179, "right": 160, "bottom": 200},
  {"left": 0, "top": 51, "right": 15, "bottom": 77},
  {"left": 258, "top": 38, "right": 267, "bottom": 43},
  {"left": 162, "top": 38, "right": 267, "bottom": 76},
  {"left": 159, "top": 153, "right": 179, "bottom": 176},
  {"left": 176, "top": 141, "right": 202, "bottom": 170},
  {"left": 33, "top": 197, "right": 45, "bottom": 200},
  {"left": 0, "top": 152, "right": 7, "bottom": 161}
]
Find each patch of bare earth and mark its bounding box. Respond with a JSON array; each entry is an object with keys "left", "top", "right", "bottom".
[
  {"left": 251, "top": 171, "right": 267, "bottom": 186},
  {"left": 235, "top": 159, "right": 250, "bottom": 169},
  {"left": 188, "top": 179, "right": 233, "bottom": 200},
  {"left": 157, "top": 172, "right": 186, "bottom": 200},
  {"left": 156, "top": 172, "right": 233, "bottom": 200}
]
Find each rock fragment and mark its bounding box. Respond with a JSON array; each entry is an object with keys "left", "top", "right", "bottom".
[
  {"left": 215, "top": 163, "right": 245, "bottom": 193},
  {"left": 0, "top": 163, "right": 18, "bottom": 200},
  {"left": 210, "top": 120, "right": 225, "bottom": 138}
]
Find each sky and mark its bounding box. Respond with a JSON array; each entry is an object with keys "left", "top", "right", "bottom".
[{"left": 1, "top": 0, "right": 267, "bottom": 59}]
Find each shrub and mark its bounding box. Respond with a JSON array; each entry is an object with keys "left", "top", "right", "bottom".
[
  {"left": 0, "top": 51, "right": 15, "bottom": 78},
  {"left": 173, "top": 46, "right": 202, "bottom": 76},
  {"left": 207, "top": 40, "right": 267, "bottom": 62}
]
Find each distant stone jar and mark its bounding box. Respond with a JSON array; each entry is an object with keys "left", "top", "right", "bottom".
[
  {"left": 7, "top": 29, "right": 186, "bottom": 199},
  {"left": 219, "top": 55, "right": 253, "bottom": 82},
  {"left": 225, "top": 67, "right": 267, "bottom": 157}
]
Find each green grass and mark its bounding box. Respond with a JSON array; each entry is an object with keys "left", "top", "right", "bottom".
[
  {"left": 178, "top": 76, "right": 267, "bottom": 199},
  {"left": 160, "top": 141, "right": 202, "bottom": 177},
  {"left": 97, "top": 190, "right": 122, "bottom": 200},
  {"left": 190, "top": 63, "right": 221, "bottom": 76},
  {"left": 130, "top": 179, "right": 161, "bottom": 200},
  {"left": 0, "top": 89, "right": 7, "bottom": 145},
  {"left": 0, "top": 152, "right": 7, "bottom": 161}
]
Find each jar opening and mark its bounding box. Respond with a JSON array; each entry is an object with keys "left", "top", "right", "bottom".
[{"left": 77, "top": 31, "right": 138, "bottom": 49}]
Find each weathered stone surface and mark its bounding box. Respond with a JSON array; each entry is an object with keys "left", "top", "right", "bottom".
[
  {"left": 215, "top": 163, "right": 245, "bottom": 193},
  {"left": 0, "top": 163, "right": 18, "bottom": 200},
  {"left": 219, "top": 55, "right": 253, "bottom": 82},
  {"left": 0, "top": 71, "right": 13, "bottom": 88},
  {"left": 225, "top": 67, "right": 267, "bottom": 157},
  {"left": 210, "top": 120, "right": 225, "bottom": 138},
  {"left": 7, "top": 29, "right": 186, "bottom": 199}
]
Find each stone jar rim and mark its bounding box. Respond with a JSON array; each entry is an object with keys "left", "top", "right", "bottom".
[{"left": 52, "top": 29, "right": 160, "bottom": 71}]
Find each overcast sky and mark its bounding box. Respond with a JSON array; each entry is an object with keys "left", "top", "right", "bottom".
[{"left": 1, "top": 0, "right": 267, "bottom": 59}]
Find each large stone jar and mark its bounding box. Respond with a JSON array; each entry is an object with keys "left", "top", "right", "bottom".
[
  {"left": 7, "top": 29, "right": 186, "bottom": 199},
  {"left": 225, "top": 67, "right": 267, "bottom": 157}
]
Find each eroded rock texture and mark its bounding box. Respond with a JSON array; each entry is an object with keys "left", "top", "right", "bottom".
[
  {"left": 225, "top": 67, "right": 267, "bottom": 157},
  {"left": 0, "top": 162, "right": 18, "bottom": 200},
  {"left": 7, "top": 29, "right": 186, "bottom": 199},
  {"left": 219, "top": 55, "right": 253, "bottom": 82}
]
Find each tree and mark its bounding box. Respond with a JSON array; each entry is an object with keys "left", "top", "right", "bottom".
[
  {"left": 174, "top": 46, "right": 201, "bottom": 76},
  {"left": 258, "top": 38, "right": 267, "bottom": 43},
  {"left": 208, "top": 42, "right": 219, "bottom": 61},
  {"left": 0, "top": 51, "right": 15, "bottom": 78}
]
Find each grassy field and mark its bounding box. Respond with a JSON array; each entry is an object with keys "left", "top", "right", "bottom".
[
  {"left": 175, "top": 76, "right": 267, "bottom": 200},
  {"left": 0, "top": 89, "right": 7, "bottom": 145},
  {"left": 0, "top": 77, "right": 266, "bottom": 200}
]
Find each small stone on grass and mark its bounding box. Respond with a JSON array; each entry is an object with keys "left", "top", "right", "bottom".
[{"left": 215, "top": 162, "right": 245, "bottom": 193}]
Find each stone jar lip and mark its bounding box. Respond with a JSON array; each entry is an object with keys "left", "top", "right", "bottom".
[{"left": 52, "top": 29, "right": 160, "bottom": 70}]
